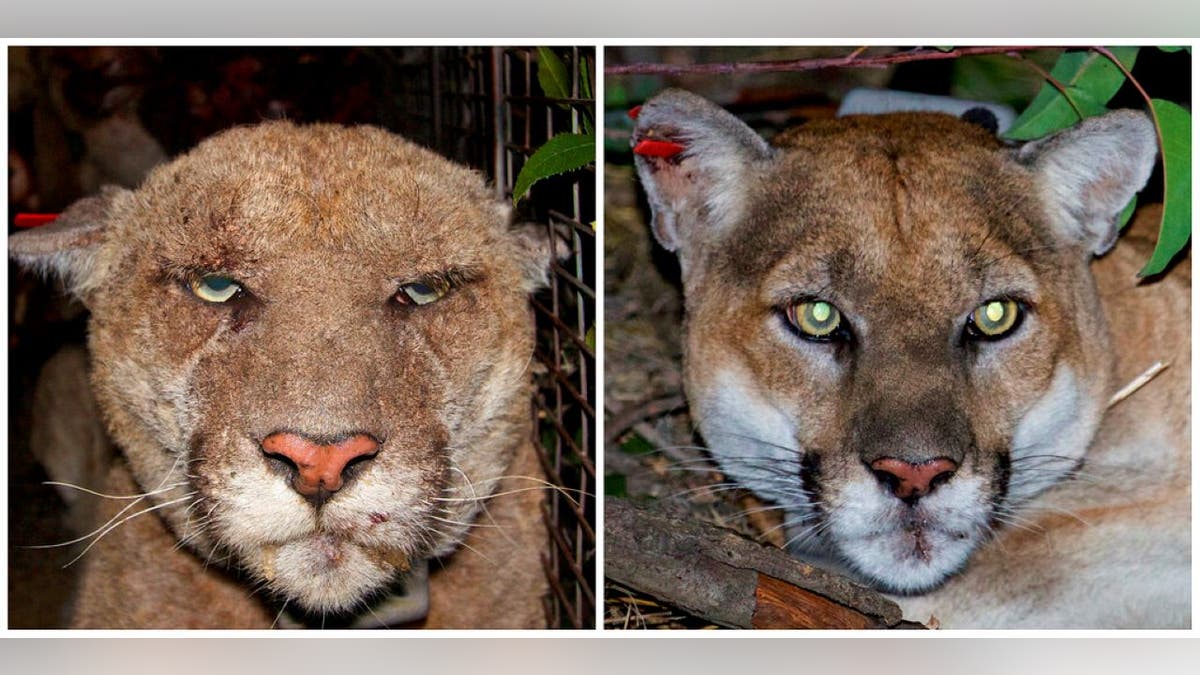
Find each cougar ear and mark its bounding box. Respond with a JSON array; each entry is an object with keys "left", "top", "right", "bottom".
[
  {"left": 632, "top": 89, "right": 776, "bottom": 256},
  {"left": 509, "top": 221, "right": 572, "bottom": 292},
  {"left": 9, "top": 185, "right": 127, "bottom": 304},
  {"left": 1016, "top": 109, "right": 1158, "bottom": 256}
]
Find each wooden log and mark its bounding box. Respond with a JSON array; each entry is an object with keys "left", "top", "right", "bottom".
[{"left": 605, "top": 497, "right": 914, "bottom": 629}]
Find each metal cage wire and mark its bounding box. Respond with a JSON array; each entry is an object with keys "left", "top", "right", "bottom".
[{"left": 388, "top": 46, "right": 596, "bottom": 629}]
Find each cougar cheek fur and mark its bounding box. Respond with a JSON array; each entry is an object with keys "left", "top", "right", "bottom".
[
  {"left": 10, "top": 122, "right": 560, "bottom": 628},
  {"left": 631, "top": 89, "right": 1189, "bottom": 628}
]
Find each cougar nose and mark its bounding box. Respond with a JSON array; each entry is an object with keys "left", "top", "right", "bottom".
[
  {"left": 261, "top": 431, "right": 380, "bottom": 501},
  {"left": 869, "top": 457, "right": 958, "bottom": 503}
]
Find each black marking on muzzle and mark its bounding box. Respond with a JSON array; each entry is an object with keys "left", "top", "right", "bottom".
[{"left": 799, "top": 451, "right": 823, "bottom": 512}]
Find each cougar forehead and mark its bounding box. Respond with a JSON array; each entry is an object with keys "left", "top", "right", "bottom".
[
  {"left": 713, "top": 114, "right": 1052, "bottom": 285},
  {"left": 80, "top": 122, "right": 541, "bottom": 614},
  {"left": 122, "top": 123, "right": 515, "bottom": 270}
]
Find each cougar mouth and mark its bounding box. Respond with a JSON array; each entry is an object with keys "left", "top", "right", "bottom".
[{"left": 827, "top": 474, "right": 991, "bottom": 594}]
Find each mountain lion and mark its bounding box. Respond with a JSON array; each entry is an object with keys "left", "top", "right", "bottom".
[
  {"left": 10, "top": 122, "right": 560, "bottom": 628},
  {"left": 630, "top": 89, "right": 1189, "bottom": 628}
]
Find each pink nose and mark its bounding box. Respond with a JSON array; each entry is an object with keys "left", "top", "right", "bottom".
[
  {"left": 261, "top": 432, "right": 380, "bottom": 497},
  {"left": 869, "top": 457, "right": 959, "bottom": 502}
]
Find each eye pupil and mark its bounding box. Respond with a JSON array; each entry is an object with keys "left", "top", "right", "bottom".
[
  {"left": 984, "top": 301, "right": 1005, "bottom": 324},
  {"left": 810, "top": 301, "right": 832, "bottom": 323},
  {"left": 204, "top": 277, "right": 233, "bottom": 292}
]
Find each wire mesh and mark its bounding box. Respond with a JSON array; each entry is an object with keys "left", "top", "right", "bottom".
[{"left": 391, "top": 46, "right": 596, "bottom": 629}]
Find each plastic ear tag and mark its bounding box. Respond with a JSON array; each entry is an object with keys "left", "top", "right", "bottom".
[
  {"left": 632, "top": 139, "right": 685, "bottom": 158},
  {"left": 14, "top": 213, "right": 59, "bottom": 228}
]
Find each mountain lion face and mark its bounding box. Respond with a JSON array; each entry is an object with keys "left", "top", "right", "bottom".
[
  {"left": 11, "top": 122, "right": 557, "bottom": 617},
  {"left": 632, "top": 89, "right": 1157, "bottom": 593}
]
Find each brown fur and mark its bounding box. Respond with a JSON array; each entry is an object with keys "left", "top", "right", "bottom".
[
  {"left": 632, "top": 89, "right": 1187, "bottom": 627},
  {"left": 11, "top": 122, "right": 558, "bottom": 628},
  {"left": 900, "top": 207, "right": 1190, "bottom": 627}
]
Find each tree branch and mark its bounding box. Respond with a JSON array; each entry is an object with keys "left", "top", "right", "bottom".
[
  {"left": 604, "top": 498, "right": 916, "bottom": 629},
  {"left": 606, "top": 45, "right": 1053, "bottom": 76},
  {"left": 1015, "top": 52, "right": 1086, "bottom": 120}
]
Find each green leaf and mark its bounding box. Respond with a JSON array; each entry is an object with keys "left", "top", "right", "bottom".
[
  {"left": 951, "top": 52, "right": 1061, "bottom": 109},
  {"left": 1139, "top": 99, "right": 1191, "bottom": 277},
  {"left": 536, "top": 47, "right": 571, "bottom": 102},
  {"left": 605, "top": 474, "right": 627, "bottom": 497},
  {"left": 579, "top": 55, "right": 593, "bottom": 99},
  {"left": 585, "top": 326, "right": 595, "bottom": 351},
  {"left": 620, "top": 434, "right": 654, "bottom": 456},
  {"left": 579, "top": 58, "right": 595, "bottom": 136},
  {"left": 1118, "top": 196, "right": 1138, "bottom": 231},
  {"left": 540, "top": 428, "right": 557, "bottom": 453},
  {"left": 1157, "top": 46, "right": 1187, "bottom": 53},
  {"left": 512, "top": 132, "right": 595, "bottom": 204},
  {"left": 1004, "top": 47, "right": 1139, "bottom": 141}
]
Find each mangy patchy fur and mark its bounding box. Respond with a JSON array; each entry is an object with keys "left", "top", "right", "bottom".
[
  {"left": 632, "top": 89, "right": 1189, "bottom": 628},
  {"left": 11, "top": 122, "right": 562, "bottom": 628}
]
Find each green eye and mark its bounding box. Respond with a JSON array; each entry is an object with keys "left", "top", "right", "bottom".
[
  {"left": 969, "top": 299, "right": 1022, "bottom": 338},
  {"left": 788, "top": 300, "right": 843, "bottom": 339},
  {"left": 190, "top": 275, "right": 241, "bottom": 303},
  {"left": 397, "top": 281, "right": 446, "bottom": 306}
]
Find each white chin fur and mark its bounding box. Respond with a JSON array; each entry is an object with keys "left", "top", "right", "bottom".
[
  {"left": 261, "top": 535, "right": 396, "bottom": 613},
  {"left": 828, "top": 475, "right": 990, "bottom": 593}
]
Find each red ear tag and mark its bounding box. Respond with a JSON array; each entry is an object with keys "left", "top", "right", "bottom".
[
  {"left": 627, "top": 105, "right": 642, "bottom": 120},
  {"left": 14, "top": 213, "right": 59, "bottom": 228},
  {"left": 633, "top": 139, "right": 685, "bottom": 158}
]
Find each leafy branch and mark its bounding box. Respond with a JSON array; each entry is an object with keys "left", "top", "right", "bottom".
[
  {"left": 512, "top": 48, "right": 595, "bottom": 205},
  {"left": 1001, "top": 46, "right": 1190, "bottom": 277},
  {"left": 1093, "top": 47, "right": 1191, "bottom": 277}
]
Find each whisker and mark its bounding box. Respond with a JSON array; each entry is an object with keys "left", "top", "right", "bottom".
[
  {"left": 25, "top": 495, "right": 151, "bottom": 549},
  {"left": 444, "top": 474, "right": 589, "bottom": 508},
  {"left": 702, "top": 430, "right": 804, "bottom": 456},
  {"left": 270, "top": 601, "right": 290, "bottom": 630},
  {"left": 41, "top": 481, "right": 187, "bottom": 501},
  {"left": 426, "top": 525, "right": 494, "bottom": 566},
  {"left": 429, "top": 514, "right": 505, "bottom": 530},
  {"left": 364, "top": 604, "right": 391, "bottom": 630},
  {"left": 665, "top": 483, "right": 745, "bottom": 500},
  {"left": 61, "top": 494, "right": 196, "bottom": 567},
  {"left": 782, "top": 519, "right": 832, "bottom": 550}
]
